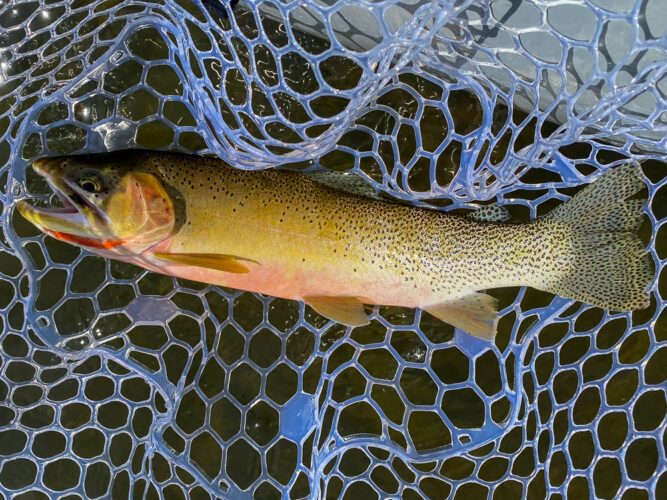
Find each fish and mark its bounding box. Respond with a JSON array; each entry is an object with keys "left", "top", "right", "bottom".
[{"left": 17, "top": 150, "right": 653, "bottom": 339}]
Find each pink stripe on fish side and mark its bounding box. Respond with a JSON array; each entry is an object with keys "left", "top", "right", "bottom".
[{"left": 127, "top": 249, "right": 429, "bottom": 308}]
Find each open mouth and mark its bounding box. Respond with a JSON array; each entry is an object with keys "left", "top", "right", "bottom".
[
  {"left": 22, "top": 187, "right": 85, "bottom": 220},
  {"left": 23, "top": 172, "right": 108, "bottom": 221},
  {"left": 15, "top": 159, "right": 131, "bottom": 251},
  {"left": 38, "top": 190, "right": 79, "bottom": 215},
  {"left": 17, "top": 171, "right": 102, "bottom": 238}
]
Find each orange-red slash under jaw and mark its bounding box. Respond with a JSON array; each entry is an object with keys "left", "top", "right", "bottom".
[{"left": 43, "top": 229, "right": 127, "bottom": 249}]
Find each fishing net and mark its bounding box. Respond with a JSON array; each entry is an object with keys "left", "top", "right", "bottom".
[{"left": 0, "top": 0, "right": 665, "bottom": 498}]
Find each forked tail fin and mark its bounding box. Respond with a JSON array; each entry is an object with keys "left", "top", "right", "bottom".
[{"left": 542, "top": 164, "right": 653, "bottom": 311}]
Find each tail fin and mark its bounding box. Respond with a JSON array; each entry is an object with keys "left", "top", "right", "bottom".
[{"left": 542, "top": 164, "right": 653, "bottom": 311}]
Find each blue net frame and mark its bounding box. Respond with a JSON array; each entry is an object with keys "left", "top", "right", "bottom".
[{"left": 0, "top": 0, "right": 665, "bottom": 498}]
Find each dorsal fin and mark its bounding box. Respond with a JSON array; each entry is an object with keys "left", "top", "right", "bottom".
[
  {"left": 305, "top": 170, "right": 386, "bottom": 201},
  {"left": 468, "top": 204, "right": 510, "bottom": 223}
]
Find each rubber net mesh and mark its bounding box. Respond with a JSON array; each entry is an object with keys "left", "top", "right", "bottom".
[{"left": 0, "top": 0, "right": 665, "bottom": 498}]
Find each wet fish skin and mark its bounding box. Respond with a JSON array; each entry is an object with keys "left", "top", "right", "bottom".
[{"left": 18, "top": 151, "right": 652, "bottom": 338}]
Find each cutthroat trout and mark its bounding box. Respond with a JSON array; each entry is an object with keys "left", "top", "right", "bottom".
[{"left": 17, "top": 151, "right": 653, "bottom": 339}]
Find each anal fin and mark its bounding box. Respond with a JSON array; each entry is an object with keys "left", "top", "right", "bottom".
[
  {"left": 304, "top": 296, "right": 370, "bottom": 326},
  {"left": 424, "top": 292, "right": 499, "bottom": 340}
]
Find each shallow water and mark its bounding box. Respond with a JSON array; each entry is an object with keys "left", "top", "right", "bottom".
[
  {"left": 0, "top": 0, "right": 665, "bottom": 498},
  {"left": 7, "top": 99, "right": 665, "bottom": 495}
]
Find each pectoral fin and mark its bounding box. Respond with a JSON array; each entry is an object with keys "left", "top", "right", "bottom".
[
  {"left": 304, "top": 296, "right": 370, "bottom": 326},
  {"left": 154, "top": 252, "right": 258, "bottom": 274},
  {"left": 424, "top": 292, "right": 499, "bottom": 340}
]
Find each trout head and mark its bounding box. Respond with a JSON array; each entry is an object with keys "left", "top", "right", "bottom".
[{"left": 17, "top": 155, "right": 175, "bottom": 257}]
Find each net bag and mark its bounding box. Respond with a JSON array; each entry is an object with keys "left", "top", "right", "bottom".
[{"left": 0, "top": 0, "right": 665, "bottom": 498}]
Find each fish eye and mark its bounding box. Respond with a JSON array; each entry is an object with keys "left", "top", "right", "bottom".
[{"left": 78, "top": 175, "right": 102, "bottom": 193}]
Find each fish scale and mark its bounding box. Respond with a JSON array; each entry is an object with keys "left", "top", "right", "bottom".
[
  {"left": 18, "top": 151, "right": 652, "bottom": 339},
  {"left": 148, "top": 152, "right": 558, "bottom": 300}
]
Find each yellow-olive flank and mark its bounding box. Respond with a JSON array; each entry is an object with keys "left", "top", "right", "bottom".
[{"left": 18, "top": 151, "right": 653, "bottom": 339}]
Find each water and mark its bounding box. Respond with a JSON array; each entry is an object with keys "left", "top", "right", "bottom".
[{"left": 0, "top": 0, "right": 665, "bottom": 498}]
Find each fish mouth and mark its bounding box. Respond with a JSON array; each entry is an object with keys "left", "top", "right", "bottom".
[{"left": 17, "top": 158, "right": 106, "bottom": 239}]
